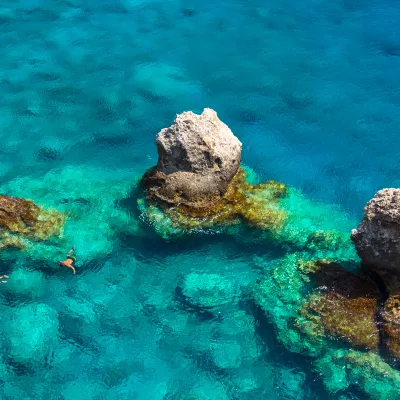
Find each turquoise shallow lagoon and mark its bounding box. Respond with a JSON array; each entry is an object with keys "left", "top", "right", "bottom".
[{"left": 1, "top": 0, "right": 400, "bottom": 399}]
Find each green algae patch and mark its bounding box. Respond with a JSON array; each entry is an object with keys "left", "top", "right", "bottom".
[
  {"left": 0, "top": 165, "right": 146, "bottom": 261},
  {"left": 0, "top": 194, "right": 65, "bottom": 239},
  {"left": 254, "top": 254, "right": 400, "bottom": 399},
  {"left": 274, "top": 188, "right": 359, "bottom": 262},
  {"left": 141, "top": 164, "right": 360, "bottom": 268},
  {"left": 0, "top": 195, "right": 65, "bottom": 252},
  {"left": 141, "top": 166, "right": 288, "bottom": 235}
]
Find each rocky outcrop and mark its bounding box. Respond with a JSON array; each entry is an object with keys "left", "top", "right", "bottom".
[
  {"left": 143, "top": 108, "right": 242, "bottom": 207},
  {"left": 349, "top": 189, "right": 400, "bottom": 359},
  {"left": 0, "top": 195, "right": 65, "bottom": 243},
  {"left": 351, "top": 189, "right": 400, "bottom": 273},
  {"left": 142, "top": 109, "right": 288, "bottom": 232}
]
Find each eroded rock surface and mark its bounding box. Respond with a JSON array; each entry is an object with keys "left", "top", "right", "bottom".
[
  {"left": 351, "top": 189, "right": 400, "bottom": 277},
  {"left": 144, "top": 108, "right": 242, "bottom": 207}
]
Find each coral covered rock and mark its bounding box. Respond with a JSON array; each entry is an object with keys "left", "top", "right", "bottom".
[
  {"left": 383, "top": 295, "right": 400, "bottom": 357},
  {"left": 253, "top": 254, "right": 329, "bottom": 357},
  {"left": 142, "top": 165, "right": 287, "bottom": 235},
  {"left": 0, "top": 195, "right": 65, "bottom": 241},
  {"left": 301, "top": 260, "right": 379, "bottom": 350},
  {"left": 315, "top": 349, "right": 400, "bottom": 398},
  {"left": 144, "top": 108, "right": 242, "bottom": 207},
  {"left": 163, "top": 167, "right": 287, "bottom": 231},
  {"left": 351, "top": 188, "right": 400, "bottom": 279},
  {"left": 254, "top": 255, "right": 381, "bottom": 356}
]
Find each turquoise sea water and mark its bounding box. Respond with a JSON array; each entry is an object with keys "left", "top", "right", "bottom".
[{"left": 1, "top": 0, "right": 400, "bottom": 398}]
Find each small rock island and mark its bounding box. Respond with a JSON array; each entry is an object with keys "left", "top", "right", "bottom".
[
  {"left": 144, "top": 108, "right": 242, "bottom": 207},
  {"left": 141, "top": 108, "right": 287, "bottom": 230}
]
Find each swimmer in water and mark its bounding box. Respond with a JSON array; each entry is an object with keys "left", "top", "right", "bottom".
[
  {"left": 59, "top": 247, "right": 76, "bottom": 274},
  {"left": 0, "top": 275, "right": 8, "bottom": 283}
]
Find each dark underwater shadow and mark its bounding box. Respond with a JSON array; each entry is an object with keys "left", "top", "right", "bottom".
[{"left": 173, "top": 285, "right": 217, "bottom": 322}]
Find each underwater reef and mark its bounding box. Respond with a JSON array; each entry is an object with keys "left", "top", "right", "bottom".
[
  {"left": 0, "top": 194, "right": 65, "bottom": 251},
  {"left": 351, "top": 188, "right": 400, "bottom": 359},
  {"left": 0, "top": 165, "right": 144, "bottom": 263},
  {"left": 139, "top": 109, "right": 400, "bottom": 399},
  {"left": 253, "top": 253, "right": 400, "bottom": 399}
]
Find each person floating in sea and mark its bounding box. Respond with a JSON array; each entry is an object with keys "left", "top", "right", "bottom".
[
  {"left": 59, "top": 247, "right": 77, "bottom": 275},
  {"left": 0, "top": 275, "right": 8, "bottom": 284}
]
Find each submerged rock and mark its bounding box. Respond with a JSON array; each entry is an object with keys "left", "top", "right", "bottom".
[
  {"left": 144, "top": 108, "right": 242, "bottom": 207},
  {"left": 181, "top": 272, "right": 239, "bottom": 309},
  {"left": 301, "top": 260, "right": 380, "bottom": 350},
  {"left": 3, "top": 267, "right": 45, "bottom": 299},
  {"left": 0, "top": 195, "right": 65, "bottom": 242},
  {"left": 315, "top": 349, "right": 400, "bottom": 398},
  {"left": 351, "top": 188, "right": 400, "bottom": 281},
  {"left": 6, "top": 303, "right": 59, "bottom": 366},
  {"left": 0, "top": 234, "right": 25, "bottom": 251},
  {"left": 211, "top": 341, "right": 242, "bottom": 369},
  {"left": 162, "top": 167, "right": 287, "bottom": 231},
  {"left": 255, "top": 255, "right": 382, "bottom": 353},
  {"left": 383, "top": 295, "right": 400, "bottom": 357}
]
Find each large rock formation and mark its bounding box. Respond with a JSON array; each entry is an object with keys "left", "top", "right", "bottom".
[
  {"left": 351, "top": 189, "right": 400, "bottom": 290},
  {"left": 143, "top": 108, "right": 242, "bottom": 207},
  {"left": 141, "top": 109, "right": 288, "bottom": 233},
  {"left": 350, "top": 189, "right": 400, "bottom": 358}
]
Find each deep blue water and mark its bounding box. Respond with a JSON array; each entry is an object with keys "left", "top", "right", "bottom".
[{"left": 0, "top": 0, "right": 399, "bottom": 398}]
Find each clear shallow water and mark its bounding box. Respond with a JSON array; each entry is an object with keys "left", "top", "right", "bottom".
[{"left": 0, "top": 0, "right": 399, "bottom": 398}]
